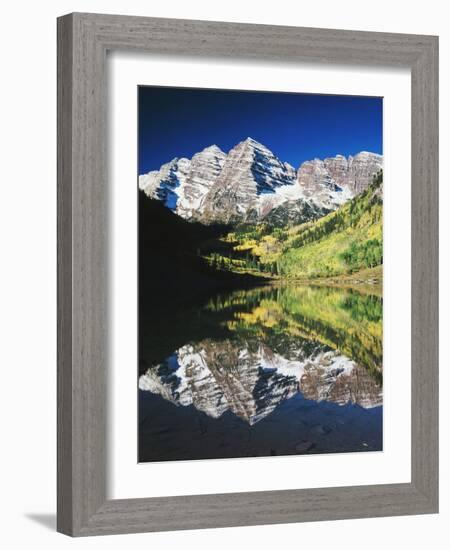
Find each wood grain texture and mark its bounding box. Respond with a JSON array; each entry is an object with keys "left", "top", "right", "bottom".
[
  {"left": 410, "top": 36, "right": 439, "bottom": 507},
  {"left": 57, "top": 13, "right": 74, "bottom": 535},
  {"left": 57, "top": 12, "right": 439, "bottom": 537}
]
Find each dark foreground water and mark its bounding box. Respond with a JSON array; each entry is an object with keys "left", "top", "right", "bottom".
[{"left": 139, "top": 284, "right": 383, "bottom": 462}]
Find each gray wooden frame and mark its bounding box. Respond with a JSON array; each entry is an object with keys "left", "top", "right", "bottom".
[{"left": 57, "top": 12, "right": 439, "bottom": 537}]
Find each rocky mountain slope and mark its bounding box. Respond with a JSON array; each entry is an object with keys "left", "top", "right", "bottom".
[
  {"left": 139, "top": 137, "right": 382, "bottom": 225},
  {"left": 215, "top": 171, "right": 384, "bottom": 281}
]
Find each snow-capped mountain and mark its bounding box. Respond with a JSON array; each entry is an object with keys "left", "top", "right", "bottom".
[
  {"left": 297, "top": 152, "right": 383, "bottom": 198},
  {"left": 200, "top": 138, "right": 297, "bottom": 223},
  {"left": 138, "top": 144, "right": 226, "bottom": 217},
  {"left": 139, "top": 340, "right": 382, "bottom": 425},
  {"left": 139, "top": 138, "right": 382, "bottom": 225}
]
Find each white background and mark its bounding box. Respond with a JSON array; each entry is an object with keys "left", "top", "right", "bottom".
[
  {"left": 0, "top": 1, "right": 447, "bottom": 549},
  {"left": 109, "top": 54, "right": 411, "bottom": 499}
]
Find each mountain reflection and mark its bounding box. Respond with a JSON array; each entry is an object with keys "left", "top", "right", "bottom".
[{"left": 139, "top": 284, "right": 382, "bottom": 425}]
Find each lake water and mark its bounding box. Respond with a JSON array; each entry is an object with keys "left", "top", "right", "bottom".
[{"left": 138, "top": 284, "right": 382, "bottom": 462}]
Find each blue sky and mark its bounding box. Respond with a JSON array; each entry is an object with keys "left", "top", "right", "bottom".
[{"left": 138, "top": 86, "right": 382, "bottom": 175}]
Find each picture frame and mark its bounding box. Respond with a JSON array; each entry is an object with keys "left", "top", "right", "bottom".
[{"left": 57, "top": 12, "right": 438, "bottom": 536}]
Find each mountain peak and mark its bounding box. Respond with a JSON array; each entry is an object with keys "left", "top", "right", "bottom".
[
  {"left": 240, "top": 136, "right": 267, "bottom": 149},
  {"left": 200, "top": 144, "right": 225, "bottom": 155},
  {"left": 354, "top": 151, "right": 382, "bottom": 158},
  {"left": 140, "top": 140, "right": 382, "bottom": 225}
]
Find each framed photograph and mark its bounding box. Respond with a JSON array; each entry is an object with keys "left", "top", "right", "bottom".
[{"left": 57, "top": 13, "right": 438, "bottom": 536}]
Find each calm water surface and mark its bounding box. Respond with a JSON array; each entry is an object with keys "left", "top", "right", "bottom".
[{"left": 139, "top": 284, "right": 382, "bottom": 462}]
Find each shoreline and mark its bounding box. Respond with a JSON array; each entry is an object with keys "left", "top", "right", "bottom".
[{"left": 241, "top": 265, "right": 383, "bottom": 297}]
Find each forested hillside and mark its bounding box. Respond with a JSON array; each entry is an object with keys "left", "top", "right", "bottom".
[{"left": 203, "top": 170, "right": 383, "bottom": 281}]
